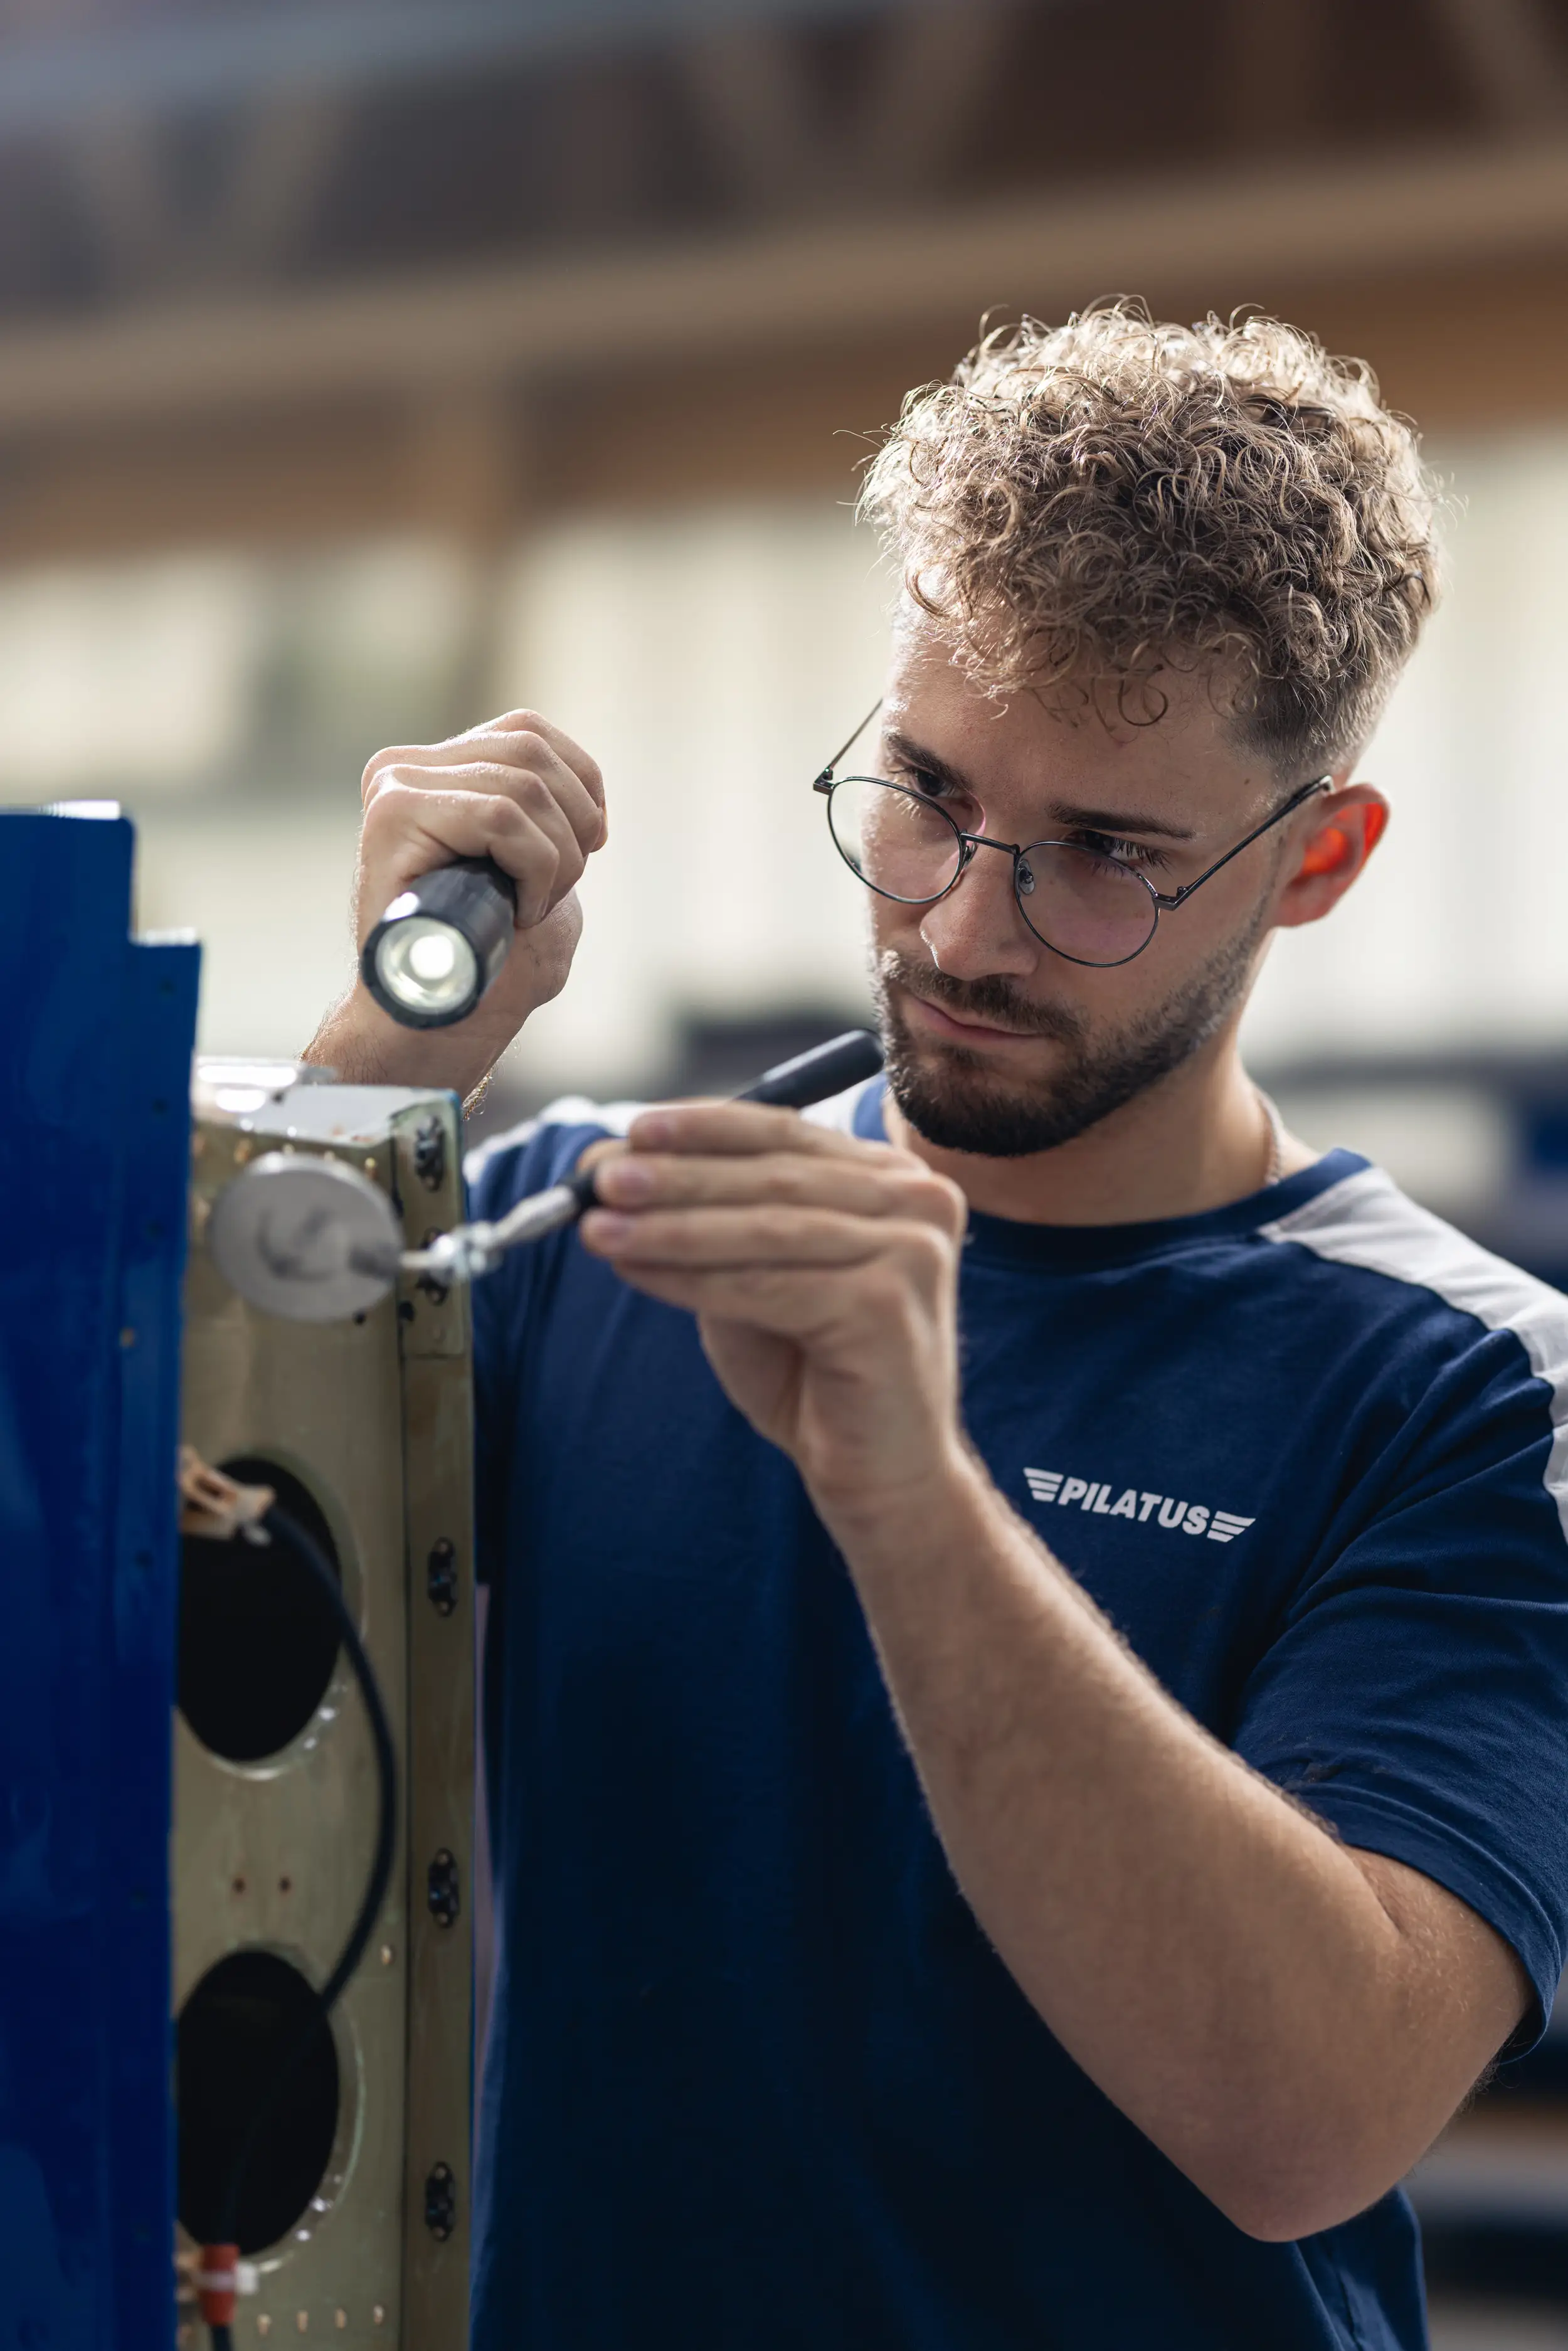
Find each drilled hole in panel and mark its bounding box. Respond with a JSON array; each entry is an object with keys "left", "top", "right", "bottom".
[
  {"left": 179, "top": 1458, "right": 342, "bottom": 1763},
  {"left": 177, "top": 1948, "right": 340, "bottom": 2256}
]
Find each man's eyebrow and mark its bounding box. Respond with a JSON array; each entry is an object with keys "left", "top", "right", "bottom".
[{"left": 883, "top": 730, "right": 1198, "bottom": 843}]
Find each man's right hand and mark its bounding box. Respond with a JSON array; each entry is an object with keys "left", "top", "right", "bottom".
[{"left": 303, "top": 710, "right": 607, "bottom": 1096}]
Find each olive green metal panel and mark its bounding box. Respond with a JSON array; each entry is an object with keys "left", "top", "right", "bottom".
[{"left": 177, "top": 1073, "right": 474, "bottom": 2350}]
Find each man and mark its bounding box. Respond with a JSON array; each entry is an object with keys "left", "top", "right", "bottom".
[{"left": 307, "top": 306, "right": 1568, "bottom": 2350}]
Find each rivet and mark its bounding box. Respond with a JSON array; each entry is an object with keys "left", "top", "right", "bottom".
[
  {"left": 373, "top": 2309, "right": 386, "bottom": 2327},
  {"left": 379, "top": 1943, "right": 395, "bottom": 1966},
  {"left": 296, "top": 2316, "right": 309, "bottom": 2335},
  {"left": 258, "top": 2322, "right": 272, "bottom": 2340},
  {"left": 335, "top": 2316, "right": 347, "bottom": 2332},
  {"left": 363, "top": 1157, "right": 378, "bottom": 1176}
]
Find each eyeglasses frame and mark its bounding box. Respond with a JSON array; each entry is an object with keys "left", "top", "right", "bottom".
[{"left": 812, "top": 698, "right": 1334, "bottom": 969}]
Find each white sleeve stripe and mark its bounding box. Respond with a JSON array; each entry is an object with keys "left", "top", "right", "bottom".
[
  {"left": 802, "top": 1075, "right": 881, "bottom": 1135},
  {"left": 1261, "top": 1165, "right": 1568, "bottom": 1542}
]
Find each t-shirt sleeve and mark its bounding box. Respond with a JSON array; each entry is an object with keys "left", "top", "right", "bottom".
[
  {"left": 1231, "top": 1324, "right": 1568, "bottom": 2042},
  {"left": 464, "top": 1107, "right": 615, "bottom": 1587}
]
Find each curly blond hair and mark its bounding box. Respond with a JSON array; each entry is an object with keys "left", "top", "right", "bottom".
[{"left": 859, "top": 302, "right": 1439, "bottom": 774}]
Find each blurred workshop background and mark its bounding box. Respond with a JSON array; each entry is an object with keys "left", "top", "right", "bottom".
[{"left": 3, "top": 0, "right": 1568, "bottom": 2338}]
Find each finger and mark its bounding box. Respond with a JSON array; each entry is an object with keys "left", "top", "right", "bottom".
[
  {"left": 592, "top": 1256, "right": 895, "bottom": 1337},
  {"left": 439, "top": 755, "right": 600, "bottom": 879},
  {"left": 593, "top": 1148, "right": 940, "bottom": 1221},
  {"left": 580, "top": 1204, "right": 929, "bottom": 1270},
  {"left": 575, "top": 1137, "right": 629, "bottom": 1180},
  {"left": 481, "top": 711, "right": 606, "bottom": 815},
  {"left": 627, "top": 1100, "right": 906, "bottom": 1162},
  {"left": 364, "top": 711, "right": 604, "bottom": 815},
  {"left": 450, "top": 754, "right": 605, "bottom": 861},
  {"left": 368, "top": 748, "right": 603, "bottom": 869},
  {"left": 361, "top": 780, "right": 579, "bottom": 928}
]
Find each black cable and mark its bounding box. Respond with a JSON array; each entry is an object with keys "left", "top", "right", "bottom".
[{"left": 203, "top": 1503, "right": 398, "bottom": 2348}]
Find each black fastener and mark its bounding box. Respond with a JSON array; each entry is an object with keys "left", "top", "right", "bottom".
[
  {"left": 426, "top": 1849, "right": 460, "bottom": 1927},
  {"left": 412, "top": 1115, "right": 447, "bottom": 1192},
  {"left": 423, "top": 2162, "right": 457, "bottom": 2240},
  {"left": 426, "top": 1538, "right": 459, "bottom": 1616},
  {"left": 416, "top": 1230, "right": 450, "bottom": 1305}
]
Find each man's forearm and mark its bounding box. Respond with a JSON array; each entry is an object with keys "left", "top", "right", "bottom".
[
  {"left": 302, "top": 982, "right": 500, "bottom": 1098},
  {"left": 820, "top": 1453, "right": 1513, "bottom": 2237}
]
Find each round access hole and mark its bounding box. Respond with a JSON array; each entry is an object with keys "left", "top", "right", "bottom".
[
  {"left": 179, "top": 1458, "right": 342, "bottom": 1763},
  {"left": 177, "top": 1948, "right": 341, "bottom": 2255}
]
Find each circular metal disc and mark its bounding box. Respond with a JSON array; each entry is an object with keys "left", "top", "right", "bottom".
[{"left": 206, "top": 1153, "right": 403, "bottom": 1322}]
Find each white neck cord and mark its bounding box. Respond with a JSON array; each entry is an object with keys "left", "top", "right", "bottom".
[{"left": 1256, "top": 1086, "right": 1285, "bottom": 1188}]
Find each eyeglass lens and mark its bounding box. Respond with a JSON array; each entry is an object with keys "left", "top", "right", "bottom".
[{"left": 827, "top": 777, "right": 1159, "bottom": 967}]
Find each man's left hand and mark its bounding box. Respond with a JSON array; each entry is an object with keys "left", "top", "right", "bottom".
[{"left": 579, "top": 1104, "right": 968, "bottom": 1524}]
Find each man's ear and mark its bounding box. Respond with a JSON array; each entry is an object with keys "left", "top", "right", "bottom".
[{"left": 1273, "top": 783, "right": 1389, "bottom": 931}]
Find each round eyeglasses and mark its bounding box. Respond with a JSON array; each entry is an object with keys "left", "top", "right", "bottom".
[{"left": 813, "top": 701, "right": 1332, "bottom": 970}]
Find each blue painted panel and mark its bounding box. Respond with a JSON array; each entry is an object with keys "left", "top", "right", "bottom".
[{"left": 0, "top": 812, "right": 198, "bottom": 2351}]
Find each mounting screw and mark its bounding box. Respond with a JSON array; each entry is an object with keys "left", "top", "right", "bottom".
[
  {"left": 426, "top": 1849, "right": 460, "bottom": 1928},
  {"left": 426, "top": 1539, "right": 458, "bottom": 1616},
  {"left": 412, "top": 1115, "right": 446, "bottom": 1192},
  {"left": 415, "top": 1232, "right": 450, "bottom": 1305},
  {"left": 423, "top": 2162, "right": 457, "bottom": 2241}
]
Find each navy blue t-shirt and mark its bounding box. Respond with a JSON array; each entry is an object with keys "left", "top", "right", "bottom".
[{"left": 465, "top": 1076, "right": 1568, "bottom": 2351}]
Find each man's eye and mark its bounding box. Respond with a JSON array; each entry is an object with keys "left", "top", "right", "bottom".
[
  {"left": 1073, "top": 830, "right": 1170, "bottom": 873},
  {"left": 894, "top": 765, "right": 968, "bottom": 814}
]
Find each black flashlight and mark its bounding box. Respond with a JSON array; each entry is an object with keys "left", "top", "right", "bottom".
[{"left": 360, "top": 857, "right": 516, "bottom": 1028}]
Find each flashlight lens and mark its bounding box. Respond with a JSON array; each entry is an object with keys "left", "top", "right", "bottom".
[
  {"left": 374, "top": 917, "right": 480, "bottom": 1021},
  {"left": 408, "top": 932, "right": 457, "bottom": 983}
]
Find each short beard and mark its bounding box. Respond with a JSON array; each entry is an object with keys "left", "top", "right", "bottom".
[{"left": 871, "top": 915, "right": 1267, "bottom": 1160}]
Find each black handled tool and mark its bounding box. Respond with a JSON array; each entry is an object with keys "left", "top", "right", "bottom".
[
  {"left": 731, "top": 1029, "right": 886, "bottom": 1108},
  {"left": 405, "top": 1027, "right": 886, "bottom": 1278}
]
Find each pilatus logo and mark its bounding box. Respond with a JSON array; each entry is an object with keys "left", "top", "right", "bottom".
[{"left": 1023, "top": 1468, "right": 1254, "bottom": 1545}]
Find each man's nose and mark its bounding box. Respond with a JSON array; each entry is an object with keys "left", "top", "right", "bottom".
[{"left": 919, "top": 842, "right": 1040, "bottom": 980}]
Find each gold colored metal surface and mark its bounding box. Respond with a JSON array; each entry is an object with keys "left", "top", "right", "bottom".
[{"left": 177, "top": 1067, "right": 474, "bottom": 2350}]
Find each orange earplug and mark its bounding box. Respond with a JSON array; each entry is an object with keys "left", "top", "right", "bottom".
[{"left": 1298, "top": 802, "right": 1386, "bottom": 878}]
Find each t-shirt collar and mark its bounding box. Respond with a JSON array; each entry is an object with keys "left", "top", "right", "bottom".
[{"left": 848, "top": 1072, "right": 1369, "bottom": 1273}]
